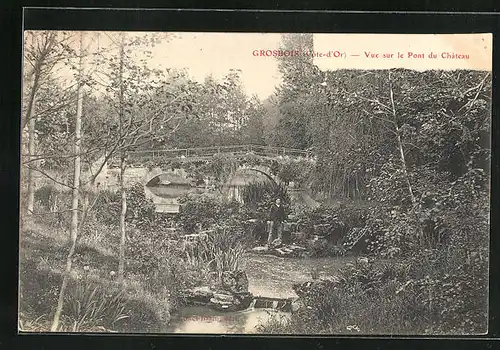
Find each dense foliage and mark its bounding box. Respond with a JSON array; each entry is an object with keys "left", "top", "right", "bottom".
[
  {"left": 175, "top": 193, "right": 243, "bottom": 233},
  {"left": 257, "top": 34, "right": 491, "bottom": 335}
]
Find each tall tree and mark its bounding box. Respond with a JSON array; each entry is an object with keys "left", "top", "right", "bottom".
[
  {"left": 93, "top": 32, "right": 197, "bottom": 282},
  {"left": 117, "top": 33, "right": 127, "bottom": 282},
  {"left": 273, "top": 33, "right": 318, "bottom": 149},
  {"left": 51, "top": 31, "right": 85, "bottom": 331},
  {"left": 22, "top": 31, "right": 70, "bottom": 215}
]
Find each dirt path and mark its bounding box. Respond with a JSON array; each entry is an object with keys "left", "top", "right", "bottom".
[{"left": 243, "top": 252, "right": 354, "bottom": 298}]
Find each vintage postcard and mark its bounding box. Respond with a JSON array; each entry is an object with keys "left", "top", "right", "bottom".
[{"left": 19, "top": 31, "right": 491, "bottom": 335}]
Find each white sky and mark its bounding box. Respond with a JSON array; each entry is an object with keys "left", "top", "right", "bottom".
[
  {"left": 63, "top": 31, "right": 284, "bottom": 100},
  {"left": 25, "top": 31, "right": 491, "bottom": 100},
  {"left": 147, "top": 32, "right": 283, "bottom": 99}
]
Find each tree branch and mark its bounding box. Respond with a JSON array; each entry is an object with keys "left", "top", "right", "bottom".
[{"left": 23, "top": 165, "right": 74, "bottom": 190}]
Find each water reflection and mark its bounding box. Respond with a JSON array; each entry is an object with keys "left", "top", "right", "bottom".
[
  {"left": 147, "top": 184, "right": 194, "bottom": 198},
  {"left": 164, "top": 306, "right": 290, "bottom": 334}
]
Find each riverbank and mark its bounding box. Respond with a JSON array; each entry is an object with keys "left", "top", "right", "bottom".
[{"left": 18, "top": 220, "right": 175, "bottom": 332}]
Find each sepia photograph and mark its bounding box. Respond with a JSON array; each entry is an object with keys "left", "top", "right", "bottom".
[{"left": 18, "top": 31, "right": 491, "bottom": 335}]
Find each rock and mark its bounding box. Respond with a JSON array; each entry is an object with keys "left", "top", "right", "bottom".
[
  {"left": 275, "top": 248, "right": 287, "bottom": 256},
  {"left": 206, "top": 288, "right": 254, "bottom": 312},
  {"left": 310, "top": 234, "right": 327, "bottom": 242},
  {"left": 291, "top": 232, "right": 307, "bottom": 242},
  {"left": 234, "top": 291, "right": 254, "bottom": 309},
  {"left": 182, "top": 286, "right": 214, "bottom": 304},
  {"left": 270, "top": 238, "right": 283, "bottom": 248},
  {"left": 252, "top": 246, "right": 269, "bottom": 253},
  {"left": 291, "top": 298, "right": 304, "bottom": 313},
  {"left": 253, "top": 244, "right": 307, "bottom": 258},
  {"left": 292, "top": 281, "right": 313, "bottom": 298},
  {"left": 212, "top": 292, "right": 235, "bottom": 302},
  {"left": 357, "top": 257, "right": 369, "bottom": 264},
  {"left": 221, "top": 270, "right": 249, "bottom": 293},
  {"left": 288, "top": 244, "right": 306, "bottom": 251},
  {"left": 209, "top": 294, "right": 241, "bottom": 312}
]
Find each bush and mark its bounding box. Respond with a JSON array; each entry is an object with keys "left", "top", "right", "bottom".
[
  {"left": 203, "top": 226, "right": 246, "bottom": 282},
  {"left": 176, "top": 192, "right": 243, "bottom": 233},
  {"left": 176, "top": 193, "right": 222, "bottom": 233},
  {"left": 276, "top": 158, "right": 314, "bottom": 186},
  {"left": 93, "top": 190, "right": 121, "bottom": 227},
  {"left": 92, "top": 184, "right": 173, "bottom": 233},
  {"left": 295, "top": 204, "right": 369, "bottom": 245},
  {"left": 261, "top": 252, "right": 488, "bottom": 335},
  {"left": 126, "top": 183, "right": 157, "bottom": 231},
  {"left": 63, "top": 278, "right": 129, "bottom": 332}
]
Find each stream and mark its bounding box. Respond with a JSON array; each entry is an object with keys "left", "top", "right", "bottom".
[
  {"left": 164, "top": 253, "right": 354, "bottom": 333},
  {"left": 164, "top": 306, "right": 290, "bottom": 334}
]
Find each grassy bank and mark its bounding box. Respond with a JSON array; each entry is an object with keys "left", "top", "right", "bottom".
[
  {"left": 257, "top": 252, "right": 488, "bottom": 335},
  {"left": 19, "top": 219, "right": 177, "bottom": 333}
]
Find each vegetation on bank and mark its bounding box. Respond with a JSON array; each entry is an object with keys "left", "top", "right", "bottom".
[
  {"left": 20, "top": 32, "right": 490, "bottom": 335},
  {"left": 255, "top": 35, "right": 490, "bottom": 335},
  {"left": 19, "top": 184, "right": 255, "bottom": 332}
]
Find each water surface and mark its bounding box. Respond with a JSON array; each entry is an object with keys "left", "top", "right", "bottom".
[{"left": 164, "top": 306, "right": 290, "bottom": 334}]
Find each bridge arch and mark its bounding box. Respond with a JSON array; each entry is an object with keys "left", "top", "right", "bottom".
[
  {"left": 142, "top": 167, "right": 165, "bottom": 186},
  {"left": 224, "top": 164, "right": 281, "bottom": 202}
]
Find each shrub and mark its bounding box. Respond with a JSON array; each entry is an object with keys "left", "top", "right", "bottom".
[
  {"left": 276, "top": 158, "right": 314, "bottom": 187},
  {"left": 126, "top": 183, "right": 157, "bottom": 231},
  {"left": 176, "top": 193, "right": 224, "bottom": 233},
  {"left": 92, "top": 184, "right": 173, "bottom": 233},
  {"left": 202, "top": 226, "right": 246, "bottom": 281},
  {"left": 176, "top": 192, "right": 244, "bottom": 233},
  {"left": 295, "top": 205, "right": 351, "bottom": 242},
  {"left": 19, "top": 259, "right": 63, "bottom": 319},
  {"left": 304, "top": 238, "right": 346, "bottom": 258},
  {"left": 63, "top": 278, "right": 129, "bottom": 332},
  {"left": 182, "top": 225, "right": 247, "bottom": 286},
  {"left": 262, "top": 251, "right": 488, "bottom": 335}
]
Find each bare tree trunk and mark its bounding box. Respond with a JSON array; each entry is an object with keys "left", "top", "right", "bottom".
[
  {"left": 23, "top": 32, "right": 57, "bottom": 218},
  {"left": 51, "top": 32, "right": 84, "bottom": 331},
  {"left": 118, "top": 152, "right": 127, "bottom": 283},
  {"left": 388, "top": 72, "right": 424, "bottom": 246},
  {"left": 26, "top": 92, "right": 37, "bottom": 215},
  {"left": 117, "top": 33, "right": 127, "bottom": 283}
]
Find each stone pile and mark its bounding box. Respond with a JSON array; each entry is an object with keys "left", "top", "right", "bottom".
[
  {"left": 251, "top": 242, "right": 307, "bottom": 258},
  {"left": 181, "top": 270, "right": 253, "bottom": 312}
]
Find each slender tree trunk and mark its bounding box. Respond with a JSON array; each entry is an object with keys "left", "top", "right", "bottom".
[
  {"left": 117, "top": 33, "right": 127, "bottom": 283},
  {"left": 51, "top": 32, "right": 84, "bottom": 331},
  {"left": 26, "top": 91, "right": 38, "bottom": 215},
  {"left": 22, "top": 67, "right": 41, "bottom": 131},
  {"left": 118, "top": 152, "right": 127, "bottom": 283},
  {"left": 388, "top": 72, "right": 424, "bottom": 246},
  {"left": 24, "top": 34, "right": 55, "bottom": 217}
]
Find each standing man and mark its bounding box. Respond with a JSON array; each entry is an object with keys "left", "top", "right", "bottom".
[{"left": 267, "top": 198, "right": 286, "bottom": 246}]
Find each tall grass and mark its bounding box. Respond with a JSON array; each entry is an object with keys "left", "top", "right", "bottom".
[
  {"left": 183, "top": 226, "right": 246, "bottom": 286},
  {"left": 62, "top": 279, "right": 129, "bottom": 332}
]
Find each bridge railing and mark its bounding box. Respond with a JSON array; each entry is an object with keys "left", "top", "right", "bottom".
[{"left": 122, "top": 144, "right": 313, "bottom": 162}]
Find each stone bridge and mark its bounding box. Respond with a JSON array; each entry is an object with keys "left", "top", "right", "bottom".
[{"left": 93, "top": 144, "right": 315, "bottom": 213}]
